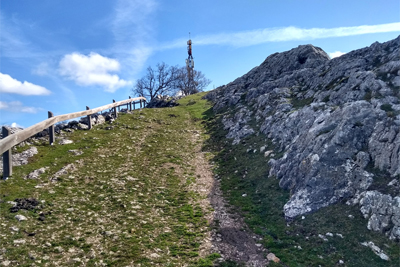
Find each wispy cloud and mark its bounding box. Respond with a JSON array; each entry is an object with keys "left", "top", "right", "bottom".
[
  {"left": 0, "top": 73, "right": 51, "bottom": 95},
  {"left": 0, "top": 101, "right": 43, "bottom": 113},
  {"left": 161, "top": 22, "right": 400, "bottom": 49},
  {"left": 32, "top": 62, "right": 51, "bottom": 76},
  {"left": 110, "top": 0, "right": 158, "bottom": 76},
  {"left": 58, "top": 52, "right": 131, "bottom": 93},
  {"left": 0, "top": 11, "right": 42, "bottom": 59}
]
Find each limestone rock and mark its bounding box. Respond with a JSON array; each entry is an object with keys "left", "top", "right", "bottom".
[
  {"left": 0, "top": 147, "right": 38, "bottom": 173},
  {"left": 15, "top": 215, "right": 27, "bottom": 221},
  {"left": 25, "top": 167, "right": 48, "bottom": 179},
  {"left": 59, "top": 139, "right": 73, "bottom": 145},
  {"left": 266, "top": 252, "right": 280, "bottom": 263},
  {"left": 204, "top": 35, "right": 400, "bottom": 240}
]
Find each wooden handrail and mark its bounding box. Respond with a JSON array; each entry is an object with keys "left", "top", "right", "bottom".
[{"left": 0, "top": 96, "right": 146, "bottom": 156}]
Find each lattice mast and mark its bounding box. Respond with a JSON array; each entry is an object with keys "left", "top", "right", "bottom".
[{"left": 185, "top": 32, "right": 195, "bottom": 94}]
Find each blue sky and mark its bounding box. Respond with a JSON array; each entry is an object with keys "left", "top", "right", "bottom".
[{"left": 1, "top": 0, "right": 399, "bottom": 128}]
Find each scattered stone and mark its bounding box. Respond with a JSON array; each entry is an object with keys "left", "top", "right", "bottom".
[
  {"left": 59, "top": 139, "right": 73, "bottom": 145},
  {"left": 125, "top": 176, "right": 138, "bottom": 181},
  {"left": 9, "top": 226, "right": 19, "bottom": 232},
  {"left": 13, "top": 239, "right": 26, "bottom": 245},
  {"left": 104, "top": 231, "right": 113, "bottom": 236},
  {"left": 336, "top": 233, "right": 344, "bottom": 238},
  {"left": 318, "top": 234, "right": 328, "bottom": 242},
  {"left": 266, "top": 253, "right": 280, "bottom": 263},
  {"left": 7, "top": 201, "right": 17, "bottom": 207},
  {"left": 242, "top": 194, "right": 247, "bottom": 197},
  {"left": 68, "top": 150, "right": 83, "bottom": 156},
  {"left": 348, "top": 215, "right": 354, "bottom": 219},
  {"left": 0, "top": 147, "right": 38, "bottom": 173},
  {"left": 338, "top": 260, "right": 344, "bottom": 264},
  {"left": 15, "top": 215, "right": 27, "bottom": 221},
  {"left": 25, "top": 167, "right": 48, "bottom": 179},
  {"left": 28, "top": 252, "right": 36, "bottom": 260},
  {"left": 55, "top": 246, "right": 64, "bottom": 253},
  {"left": 149, "top": 253, "right": 160, "bottom": 259},
  {"left": 1, "top": 260, "right": 11, "bottom": 266},
  {"left": 361, "top": 241, "right": 390, "bottom": 261},
  {"left": 50, "top": 163, "right": 76, "bottom": 181},
  {"left": 77, "top": 123, "right": 88, "bottom": 130},
  {"left": 72, "top": 258, "right": 81, "bottom": 263},
  {"left": 264, "top": 150, "right": 273, "bottom": 157},
  {"left": 326, "top": 232, "right": 333, "bottom": 237},
  {"left": 10, "top": 198, "right": 39, "bottom": 213}
]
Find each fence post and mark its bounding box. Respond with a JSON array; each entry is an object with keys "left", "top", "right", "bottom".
[
  {"left": 129, "top": 96, "right": 132, "bottom": 111},
  {"left": 113, "top": 100, "right": 118, "bottom": 118},
  {"left": 2, "top": 127, "right": 12, "bottom": 179},
  {"left": 86, "top": 106, "right": 92, "bottom": 130},
  {"left": 140, "top": 99, "right": 142, "bottom": 109},
  {"left": 48, "top": 111, "right": 55, "bottom": 145}
]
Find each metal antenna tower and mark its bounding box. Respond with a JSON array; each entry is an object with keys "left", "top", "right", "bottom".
[{"left": 186, "top": 32, "right": 195, "bottom": 94}]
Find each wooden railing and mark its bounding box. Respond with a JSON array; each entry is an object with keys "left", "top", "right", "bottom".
[{"left": 1, "top": 96, "right": 146, "bottom": 179}]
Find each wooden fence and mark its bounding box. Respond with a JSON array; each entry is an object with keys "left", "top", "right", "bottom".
[{"left": 0, "top": 96, "right": 146, "bottom": 179}]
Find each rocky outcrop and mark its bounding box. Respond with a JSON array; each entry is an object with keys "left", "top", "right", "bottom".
[
  {"left": 350, "top": 191, "right": 400, "bottom": 240},
  {"left": 205, "top": 36, "right": 400, "bottom": 239},
  {"left": 146, "top": 95, "right": 181, "bottom": 108}
]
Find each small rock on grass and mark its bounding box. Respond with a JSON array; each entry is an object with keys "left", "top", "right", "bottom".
[
  {"left": 149, "top": 253, "right": 160, "bottom": 259},
  {"left": 9, "top": 226, "right": 19, "bottom": 232},
  {"left": 59, "top": 139, "right": 73, "bottom": 145},
  {"left": 15, "top": 215, "right": 27, "bottom": 221},
  {"left": 68, "top": 150, "right": 83, "bottom": 156},
  {"left": 13, "top": 239, "right": 26, "bottom": 245},
  {"left": 267, "top": 253, "right": 280, "bottom": 263},
  {"left": 25, "top": 167, "right": 48, "bottom": 179}
]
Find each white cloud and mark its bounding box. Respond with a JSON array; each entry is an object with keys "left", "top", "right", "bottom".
[
  {"left": 162, "top": 22, "right": 400, "bottom": 49},
  {"left": 0, "top": 73, "right": 51, "bottom": 95},
  {"left": 58, "top": 52, "right": 131, "bottom": 93},
  {"left": 0, "top": 101, "right": 42, "bottom": 113},
  {"left": 329, "top": 51, "right": 346, "bottom": 59}
]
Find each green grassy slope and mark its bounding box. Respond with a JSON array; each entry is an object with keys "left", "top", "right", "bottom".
[{"left": 0, "top": 93, "right": 218, "bottom": 266}]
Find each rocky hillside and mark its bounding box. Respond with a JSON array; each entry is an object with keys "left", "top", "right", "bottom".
[{"left": 205, "top": 36, "right": 400, "bottom": 241}]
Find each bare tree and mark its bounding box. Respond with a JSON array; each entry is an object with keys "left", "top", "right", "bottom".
[
  {"left": 176, "top": 67, "right": 211, "bottom": 96},
  {"left": 133, "top": 62, "right": 211, "bottom": 101},
  {"left": 133, "top": 62, "right": 179, "bottom": 101}
]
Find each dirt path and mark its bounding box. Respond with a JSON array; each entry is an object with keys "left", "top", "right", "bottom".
[{"left": 190, "top": 130, "right": 269, "bottom": 266}]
